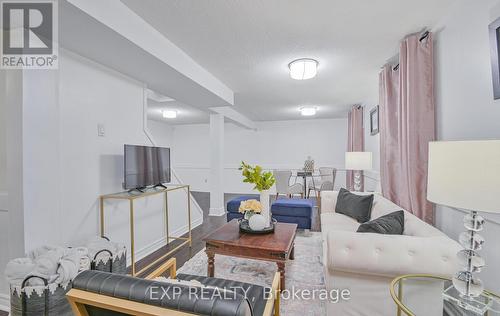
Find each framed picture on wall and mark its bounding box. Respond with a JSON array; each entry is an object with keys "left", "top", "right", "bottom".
[
  {"left": 370, "top": 105, "right": 379, "bottom": 135},
  {"left": 489, "top": 16, "right": 500, "bottom": 99}
]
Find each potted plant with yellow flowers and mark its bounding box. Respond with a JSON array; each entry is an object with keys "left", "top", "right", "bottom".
[{"left": 239, "top": 161, "right": 276, "bottom": 231}]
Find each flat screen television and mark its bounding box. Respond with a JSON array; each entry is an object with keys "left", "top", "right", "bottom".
[{"left": 124, "top": 144, "right": 171, "bottom": 190}]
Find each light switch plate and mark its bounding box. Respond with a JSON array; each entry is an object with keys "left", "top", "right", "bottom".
[{"left": 97, "top": 124, "right": 105, "bottom": 137}]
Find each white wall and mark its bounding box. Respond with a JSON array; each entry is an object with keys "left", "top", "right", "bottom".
[
  {"left": 21, "top": 49, "right": 202, "bottom": 260},
  {"left": 434, "top": 0, "right": 500, "bottom": 292},
  {"left": 147, "top": 120, "right": 174, "bottom": 148},
  {"left": 0, "top": 70, "right": 9, "bottom": 309},
  {"left": 0, "top": 71, "right": 6, "bottom": 193},
  {"left": 172, "top": 118, "right": 349, "bottom": 194}
]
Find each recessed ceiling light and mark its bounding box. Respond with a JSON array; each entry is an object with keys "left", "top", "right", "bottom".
[
  {"left": 289, "top": 58, "right": 318, "bottom": 80},
  {"left": 299, "top": 106, "right": 317, "bottom": 116},
  {"left": 162, "top": 110, "right": 177, "bottom": 119}
]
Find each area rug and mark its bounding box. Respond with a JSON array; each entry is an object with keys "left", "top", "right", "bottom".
[{"left": 178, "top": 231, "right": 326, "bottom": 315}]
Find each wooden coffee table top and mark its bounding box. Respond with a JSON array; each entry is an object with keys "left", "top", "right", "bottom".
[{"left": 203, "top": 219, "right": 297, "bottom": 252}]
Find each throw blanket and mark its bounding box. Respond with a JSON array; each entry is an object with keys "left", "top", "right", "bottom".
[
  {"left": 5, "top": 246, "right": 80, "bottom": 287},
  {"left": 86, "top": 237, "right": 125, "bottom": 264}
]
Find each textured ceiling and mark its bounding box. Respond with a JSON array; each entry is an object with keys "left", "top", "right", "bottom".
[{"left": 123, "top": 0, "right": 455, "bottom": 121}]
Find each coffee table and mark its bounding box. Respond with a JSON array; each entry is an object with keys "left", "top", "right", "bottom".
[{"left": 204, "top": 219, "right": 297, "bottom": 291}]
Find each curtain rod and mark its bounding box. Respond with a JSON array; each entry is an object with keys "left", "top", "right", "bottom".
[{"left": 391, "top": 31, "right": 430, "bottom": 71}]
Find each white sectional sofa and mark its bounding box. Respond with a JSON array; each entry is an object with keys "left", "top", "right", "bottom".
[{"left": 320, "top": 190, "right": 461, "bottom": 316}]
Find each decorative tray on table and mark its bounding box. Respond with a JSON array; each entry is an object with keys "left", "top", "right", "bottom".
[{"left": 238, "top": 218, "right": 277, "bottom": 234}]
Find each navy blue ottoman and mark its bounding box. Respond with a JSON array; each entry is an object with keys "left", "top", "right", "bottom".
[
  {"left": 226, "top": 195, "right": 259, "bottom": 222},
  {"left": 271, "top": 199, "right": 313, "bottom": 229}
]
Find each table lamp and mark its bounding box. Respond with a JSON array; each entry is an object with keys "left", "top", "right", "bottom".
[
  {"left": 427, "top": 140, "right": 500, "bottom": 299},
  {"left": 345, "top": 151, "right": 372, "bottom": 191}
]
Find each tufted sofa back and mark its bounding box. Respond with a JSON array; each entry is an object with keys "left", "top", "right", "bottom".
[{"left": 320, "top": 190, "right": 445, "bottom": 237}]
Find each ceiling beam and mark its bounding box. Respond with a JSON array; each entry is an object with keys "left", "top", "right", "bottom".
[
  {"left": 61, "top": 0, "right": 234, "bottom": 107},
  {"left": 146, "top": 89, "right": 175, "bottom": 103},
  {"left": 209, "top": 106, "right": 256, "bottom": 130}
]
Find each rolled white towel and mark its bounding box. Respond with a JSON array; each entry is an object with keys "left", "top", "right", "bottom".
[
  {"left": 79, "top": 256, "right": 91, "bottom": 271},
  {"left": 75, "top": 247, "right": 91, "bottom": 271},
  {"left": 74, "top": 247, "right": 89, "bottom": 258}
]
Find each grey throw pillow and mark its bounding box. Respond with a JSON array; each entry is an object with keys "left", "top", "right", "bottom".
[
  {"left": 357, "top": 210, "right": 405, "bottom": 234},
  {"left": 335, "top": 188, "right": 374, "bottom": 223}
]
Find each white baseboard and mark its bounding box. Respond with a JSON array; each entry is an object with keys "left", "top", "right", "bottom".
[
  {"left": 209, "top": 207, "right": 225, "bottom": 217},
  {"left": 126, "top": 216, "right": 204, "bottom": 264},
  {"left": 0, "top": 293, "right": 9, "bottom": 313}
]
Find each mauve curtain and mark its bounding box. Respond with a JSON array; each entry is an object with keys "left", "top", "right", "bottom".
[
  {"left": 379, "top": 32, "right": 435, "bottom": 224},
  {"left": 346, "top": 105, "right": 364, "bottom": 191}
]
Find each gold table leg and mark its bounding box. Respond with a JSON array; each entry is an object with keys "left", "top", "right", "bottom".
[
  {"left": 165, "top": 191, "right": 169, "bottom": 245},
  {"left": 397, "top": 279, "right": 403, "bottom": 316},
  {"left": 130, "top": 199, "right": 135, "bottom": 276},
  {"left": 187, "top": 185, "right": 192, "bottom": 247}
]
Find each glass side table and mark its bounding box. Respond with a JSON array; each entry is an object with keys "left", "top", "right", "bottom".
[{"left": 390, "top": 274, "right": 500, "bottom": 316}]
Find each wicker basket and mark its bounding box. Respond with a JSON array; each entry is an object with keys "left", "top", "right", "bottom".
[
  {"left": 90, "top": 239, "right": 127, "bottom": 275},
  {"left": 10, "top": 276, "right": 72, "bottom": 316}
]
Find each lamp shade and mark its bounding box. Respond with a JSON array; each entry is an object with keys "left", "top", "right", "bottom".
[
  {"left": 427, "top": 140, "right": 500, "bottom": 213},
  {"left": 345, "top": 152, "right": 372, "bottom": 170}
]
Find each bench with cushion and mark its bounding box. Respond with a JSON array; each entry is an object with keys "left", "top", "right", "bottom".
[
  {"left": 66, "top": 258, "right": 280, "bottom": 316},
  {"left": 271, "top": 199, "right": 313, "bottom": 229}
]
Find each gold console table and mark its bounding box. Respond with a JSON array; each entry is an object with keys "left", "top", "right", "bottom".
[{"left": 99, "top": 184, "right": 192, "bottom": 276}]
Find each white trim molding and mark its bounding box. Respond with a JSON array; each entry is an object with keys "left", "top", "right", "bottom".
[
  {"left": 0, "top": 192, "right": 8, "bottom": 212},
  {"left": 127, "top": 216, "right": 203, "bottom": 264},
  {"left": 0, "top": 293, "right": 9, "bottom": 313},
  {"left": 209, "top": 207, "right": 226, "bottom": 217}
]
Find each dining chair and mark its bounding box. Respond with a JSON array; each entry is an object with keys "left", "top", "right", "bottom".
[
  {"left": 273, "top": 170, "right": 304, "bottom": 199},
  {"left": 307, "top": 167, "right": 337, "bottom": 203}
]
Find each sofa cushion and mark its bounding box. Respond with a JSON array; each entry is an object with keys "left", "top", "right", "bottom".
[
  {"left": 357, "top": 211, "right": 404, "bottom": 235},
  {"left": 335, "top": 188, "right": 374, "bottom": 223},
  {"left": 271, "top": 199, "right": 313, "bottom": 217},
  {"left": 321, "top": 213, "right": 360, "bottom": 232},
  {"left": 227, "top": 196, "right": 259, "bottom": 214}
]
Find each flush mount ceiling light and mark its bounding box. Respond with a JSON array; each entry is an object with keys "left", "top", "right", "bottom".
[
  {"left": 288, "top": 58, "right": 318, "bottom": 80},
  {"left": 299, "top": 106, "right": 317, "bottom": 116},
  {"left": 162, "top": 110, "right": 177, "bottom": 119}
]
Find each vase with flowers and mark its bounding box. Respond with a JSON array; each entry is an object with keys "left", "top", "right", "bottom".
[
  {"left": 239, "top": 161, "right": 276, "bottom": 228},
  {"left": 239, "top": 199, "right": 271, "bottom": 232}
]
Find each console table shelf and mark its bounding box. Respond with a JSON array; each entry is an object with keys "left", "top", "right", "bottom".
[{"left": 99, "top": 184, "right": 192, "bottom": 276}]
